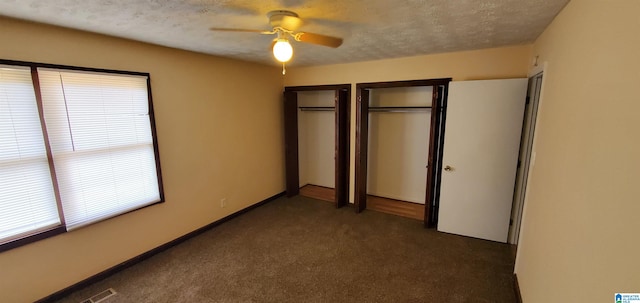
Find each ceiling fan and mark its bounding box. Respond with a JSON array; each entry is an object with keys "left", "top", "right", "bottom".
[{"left": 210, "top": 10, "right": 343, "bottom": 72}]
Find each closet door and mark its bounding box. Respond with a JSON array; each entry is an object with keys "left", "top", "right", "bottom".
[
  {"left": 354, "top": 89, "right": 369, "bottom": 212},
  {"left": 437, "top": 79, "right": 527, "bottom": 242},
  {"left": 425, "top": 85, "right": 447, "bottom": 227},
  {"left": 284, "top": 91, "right": 299, "bottom": 197},
  {"left": 335, "top": 89, "right": 350, "bottom": 208}
]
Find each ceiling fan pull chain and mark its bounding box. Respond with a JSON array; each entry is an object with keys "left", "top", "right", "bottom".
[{"left": 282, "top": 62, "right": 286, "bottom": 75}]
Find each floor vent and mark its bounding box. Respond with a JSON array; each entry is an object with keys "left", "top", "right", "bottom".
[{"left": 80, "top": 288, "right": 116, "bottom": 303}]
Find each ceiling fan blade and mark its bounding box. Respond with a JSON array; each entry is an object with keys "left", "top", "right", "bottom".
[
  {"left": 209, "top": 27, "right": 272, "bottom": 34},
  {"left": 295, "top": 32, "right": 343, "bottom": 48}
]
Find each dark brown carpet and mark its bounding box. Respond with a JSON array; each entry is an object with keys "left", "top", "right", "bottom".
[{"left": 54, "top": 195, "right": 516, "bottom": 302}]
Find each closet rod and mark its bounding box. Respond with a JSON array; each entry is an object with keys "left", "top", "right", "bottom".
[
  {"left": 299, "top": 106, "right": 335, "bottom": 112},
  {"left": 368, "top": 106, "right": 432, "bottom": 113}
]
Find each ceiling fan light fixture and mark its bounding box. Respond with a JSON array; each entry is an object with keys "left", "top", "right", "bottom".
[{"left": 273, "top": 38, "right": 293, "bottom": 62}]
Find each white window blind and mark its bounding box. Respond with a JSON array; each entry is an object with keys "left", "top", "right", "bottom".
[
  {"left": 38, "top": 69, "right": 160, "bottom": 230},
  {"left": 0, "top": 65, "right": 61, "bottom": 244}
]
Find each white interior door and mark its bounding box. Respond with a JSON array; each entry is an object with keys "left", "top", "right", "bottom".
[{"left": 437, "top": 79, "right": 527, "bottom": 243}]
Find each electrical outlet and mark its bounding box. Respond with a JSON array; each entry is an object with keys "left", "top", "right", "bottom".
[{"left": 220, "top": 198, "right": 227, "bottom": 208}]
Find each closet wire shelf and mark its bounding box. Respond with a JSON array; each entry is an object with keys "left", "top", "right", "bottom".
[
  {"left": 369, "top": 106, "right": 432, "bottom": 113},
  {"left": 299, "top": 106, "right": 335, "bottom": 111},
  {"left": 299, "top": 106, "right": 432, "bottom": 113}
]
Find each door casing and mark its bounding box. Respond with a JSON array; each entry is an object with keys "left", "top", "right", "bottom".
[{"left": 509, "top": 72, "right": 543, "bottom": 244}]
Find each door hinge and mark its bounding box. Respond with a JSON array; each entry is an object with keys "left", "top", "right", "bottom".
[
  {"left": 517, "top": 160, "right": 521, "bottom": 168},
  {"left": 510, "top": 219, "right": 513, "bottom": 226},
  {"left": 525, "top": 96, "right": 531, "bottom": 105}
]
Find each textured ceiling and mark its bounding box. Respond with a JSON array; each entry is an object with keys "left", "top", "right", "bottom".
[{"left": 0, "top": 0, "right": 568, "bottom": 66}]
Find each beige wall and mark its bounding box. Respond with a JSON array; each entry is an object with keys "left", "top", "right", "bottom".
[
  {"left": 286, "top": 45, "right": 531, "bottom": 85},
  {"left": 7, "top": 3, "right": 632, "bottom": 300},
  {"left": 515, "top": 1, "right": 640, "bottom": 302},
  {"left": 285, "top": 45, "right": 532, "bottom": 202},
  {"left": 0, "top": 17, "right": 284, "bottom": 302}
]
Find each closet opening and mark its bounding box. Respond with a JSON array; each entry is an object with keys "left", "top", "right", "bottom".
[
  {"left": 283, "top": 84, "right": 351, "bottom": 208},
  {"left": 355, "top": 79, "right": 451, "bottom": 227}
]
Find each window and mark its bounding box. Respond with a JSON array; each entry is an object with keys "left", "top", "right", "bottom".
[
  {"left": 0, "top": 66, "right": 61, "bottom": 243},
  {"left": 0, "top": 60, "right": 163, "bottom": 251}
]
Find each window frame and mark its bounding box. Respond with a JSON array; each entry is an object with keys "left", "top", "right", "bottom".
[{"left": 0, "top": 59, "right": 164, "bottom": 253}]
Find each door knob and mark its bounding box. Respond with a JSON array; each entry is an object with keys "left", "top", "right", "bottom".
[{"left": 444, "top": 165, "right": 453, "bottom": 172}]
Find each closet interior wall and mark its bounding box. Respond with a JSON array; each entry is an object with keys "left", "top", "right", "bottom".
[
  {"left": 298, "top": 91, "right": 336, "bottom": 192},
  {"left": 367, "top": 87, "right": 432, "bottom": 204}
]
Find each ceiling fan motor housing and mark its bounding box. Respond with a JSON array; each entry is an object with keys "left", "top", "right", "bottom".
[{"left": 268, "top": 10, "right": 302, "bottom": 31}]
